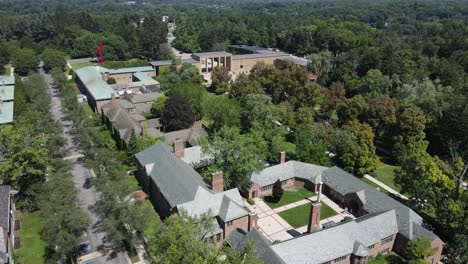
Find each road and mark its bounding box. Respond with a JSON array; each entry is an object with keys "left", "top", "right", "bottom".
[{"left": 40, "top": 66, "right": 130, "bottom": 264}]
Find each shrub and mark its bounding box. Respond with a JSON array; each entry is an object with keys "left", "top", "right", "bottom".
[{"left": 247, "top": 198, "right": 255, "bottom": 205}]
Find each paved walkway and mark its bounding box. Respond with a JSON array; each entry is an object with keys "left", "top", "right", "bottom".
[
  {"left": 246, "top": 194, "right": 354, "bottom": 242},
  {"left": 364, "top": 174, "right": 408, "bottom": 200}
]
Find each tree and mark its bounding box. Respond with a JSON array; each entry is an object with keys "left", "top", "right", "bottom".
[
  {"left": 336, "top": 95, "right": 367, "bottom": 126},
  {"left": 393, "top": 106, "right": 428, "bottom": 163},
  {"left": 364, "top": 95, "right": 399, "bottom": 144},
  {"left": 11, "top": 48, "right": 38, "bottom": 75},
  {"left": 160, "top": 94, "right": 195, "bottom": 132},
  {"left": 293, "top": 124, "right": 331, "bottom": 166},
  {"left": 321, "top": 81, "right": 346, "bottom": 117},
  {"left": 272, "top": 180, "right": 284, "bottom": 202},
  {"left": 201, "top": 126, "right": 264, "bottom": 188},
  {"left": 306, "top": 50, "right": 333, "bottom": 81},
  {"left": 367, "top": 254, "right": 387, "bottom": 264},
  {"left": 150, "top": 95, "right": 168, "bottom": 118},
  {"left": 41, "top": 48, "right": 66, "bottom": 71},
  {"left": 126, "top": 130, "right": 138, "bottom": 165},
  {"left": 230, "top": 73, "right": 263, "bottom": 101},
  {"left": 242, "top": 94, "right": 284, "bottom": 132},
  {"left": 201, "top": 94, "right": 241, "bottom": 131},
  {"left": 351, "top": 69, "right": 392, "bottom": 97},
  {"left": 211, "top": 66, "right": 230, "bottom": 94},
  {"left": 406, "top": 237, "right": 434, "bottom": 262},
  {"left": 147, "top": 211, "right": 219, "bottom": 264}
]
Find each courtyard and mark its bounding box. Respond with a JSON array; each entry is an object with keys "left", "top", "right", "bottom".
[{"left": 245, "top": 187, "right": 354, "bottom": 242}]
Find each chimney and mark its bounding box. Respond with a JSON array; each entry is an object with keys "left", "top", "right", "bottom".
[
  {"left": 248, "top": 212, "right": 258, "bottom": 231},
  {"left": 307, "top": 202, "right": 321, "bottom": 233},
  {"left": 279, "top": 151, "right": 286, "bottom": 164},
  {"left": 211, "top": 171, "right": 224, "bottom": 193},
  {"left": 173, "top": 139, "right": 185, "bottom": 158}
]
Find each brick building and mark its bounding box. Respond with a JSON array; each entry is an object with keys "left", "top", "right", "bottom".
[
  {"left": 242, "top": 153, "right": 443, "bottom": 263},
  {"left": 0, "top": 186, "right": 16, "bottom": 264},
  {"left": 135, "top": 142, "right": 257, "bottom": 242}
]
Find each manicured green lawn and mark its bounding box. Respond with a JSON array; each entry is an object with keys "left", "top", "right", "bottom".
[
  {"left": 143, "top": 200, "right": 161, "bottom": 239},
  {"left": 278, "top": 202, "right": 337, "bottom": 228},
  {"left": 16, "top": 211, "right": 45, "bottom": 264},
  {"left": 69, "top": 60, "right": 95, "bottom": 70},
  {"left": 374, "top": 165, "right": 401, "bottom": 192},
  {"left": 263, "top": 187, "right": 315, "bottom": 209},
  {"left": 126, "top": 176, "right": 140, "bottom": 192}
]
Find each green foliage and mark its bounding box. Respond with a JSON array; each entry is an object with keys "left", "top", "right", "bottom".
[
  {"left": 172, "top": 82, "right": 207, "bottom": 117},
  {"left": 160, "top": 94, "right": 195, "bottom": 132},
  {"left": 368, "top": 254, "right": 387, "bottom": 264},
  {"left": 150, "top": 95, "right": 168, "bottom": 118},
  {"left": 201, "top": 126, "right": 265, "bottom": 188},
  {"left": 247, "top": 198, "right": 255, "bottom": 205},
  {"left": 406, "top": 237, "right": 434, "bottom": 261},
  {"left": 126, "top": 130, "right": 138, "bottom": 165},
  {"left": 106, "top": 77, "right": 116, "bottom": 84},
  {"left": 230, "top": 73, "right": 263, "bottom": 101},
  {"left": 272, "top": 179, "right": 284, "bottom": 202},
  {"left": 293, "top": 124, "right": 331, "bottom": 166},
  {"left": 201, "top": 94, "right": 241, "bottom": 131},
  {"left": 336, "top": 95, "right": 367, "bottom": 126},
  {"left": 211, "top": 66, "right": 230, "bottom": 94},
  {"left": 11, "top": 48, "right": 38, "bottom": 75},
  {"left": 41, "top": 48, "right": 66, "bottom": 71}
]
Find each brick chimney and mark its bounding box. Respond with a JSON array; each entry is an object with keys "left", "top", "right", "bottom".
[
  {"left": 307, "top": 202, "right": 321, "bottom": 233},
  {"left": 248, "top": 212, "right": 258, "bottom": 231},
  {"left": 279, "top": 151, "right": 286, "bottom": 164},
  {"left": 173, "top": 139, "right": 185, "bottom": 158},
  {"left": 211, "top": 171, "right": 224, "bottom": 193}
]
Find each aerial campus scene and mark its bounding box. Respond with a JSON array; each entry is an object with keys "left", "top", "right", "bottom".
[{"left": 0, "top": 0, "right": 466, "bottom": 264}]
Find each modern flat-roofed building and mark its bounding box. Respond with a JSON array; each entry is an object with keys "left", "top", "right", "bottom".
[{"left": 0, "top": 76, "right": 15, "bottom": 125}]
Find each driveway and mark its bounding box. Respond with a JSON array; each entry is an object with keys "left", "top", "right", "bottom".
[{"left": 40, "top": 67, "right": 130, "bottom": 264}]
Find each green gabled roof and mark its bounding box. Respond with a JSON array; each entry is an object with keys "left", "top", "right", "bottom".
[
  {"left": 133, "top": 71, "right": 159, "bottom": 86},
  {"left": 0, "top": 101, "right": 14, "bottom": 124},
  {"left": 0, "top": 76, "right": 14, "bottom": 86},
  {"left": 107, "top": 66, "right": 154, "bottom": 74},
  {"left": 0, "top": 85, "right": 14, "bottom": 102},
  {"left": 75, "top": 66, "right": 117, "bottom": 101}
]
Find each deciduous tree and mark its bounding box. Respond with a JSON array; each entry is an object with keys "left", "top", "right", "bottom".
[{"left": 160, "top": 94, "right": 195, "bottom": 132}]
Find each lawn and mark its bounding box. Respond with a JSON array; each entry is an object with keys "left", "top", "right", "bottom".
[
  {"left": 143, "top": 200, "right": 161, "bottom": 239},
  {"left": 69, "top": 60, "right": 95, "bottom": 70},
  {"left": 373, "top": 165, "right": 401, "bottom": 192},
  {"left": 278, "top": 202, "right": 337, "bottom": 228},
  {"left": 126, "top": 176, "right": 140, "bottom": 192},
  {"left": 15, "top": 211, "right": 45, "bottom": 264},
  {"left": 263, "top": 187, "right": 315, "bottom": 209}
]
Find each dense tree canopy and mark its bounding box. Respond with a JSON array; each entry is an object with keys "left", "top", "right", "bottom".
[{"left": 160, "top": 94, "right": 195, "bottom": 132}]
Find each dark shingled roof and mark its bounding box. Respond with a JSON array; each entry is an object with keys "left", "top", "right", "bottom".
[
  {"left": 322, "top": 166, "right": 437, "bottom": 241},
  {"left": 0, "top": 185, "right": 10, "bottom": 230},
  {"left": 135, "top": 142, "right": 209, "bottom": 207},
  {"left": 227, "top": 228, "right": 286, "bottom": 264}
]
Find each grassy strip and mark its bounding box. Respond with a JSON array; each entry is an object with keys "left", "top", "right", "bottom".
[
  {"left": 15, "top": 211, "right": 45, "bottom": 264},
  {"left": 263, "top": 187, "right": 315, "bottom": 209},
  {"left": 278, "top": 202, "right": 337, "bottom": 228}
]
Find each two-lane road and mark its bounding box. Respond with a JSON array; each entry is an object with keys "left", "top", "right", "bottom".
[{"left": 40, "top": 66, "right": 129, "bottom": 264}]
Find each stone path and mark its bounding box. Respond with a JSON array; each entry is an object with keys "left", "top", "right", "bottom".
[
  {"left": 245, "top": 194, "right": 354, "bottom": 242},
  {"left": 364, "top": 174, "right": 408, "bottom": 200}
]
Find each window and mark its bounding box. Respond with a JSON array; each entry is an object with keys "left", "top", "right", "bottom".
[
  {"left": 381, "top": 235, "right": 393, "bottom": 245},
  {"left": 334, "top": 256, "right": 346, "bottom": 262},
  {"left": 321, "top": 262, "right": 331, "bottom": 264},
  {"left": 240, "top": 65, "right": 244, "bottom": 69},
  {"left": 368, "top": 244, "right": 375, "bottom": 249},
  {"left": 282, "top": 181, "right": 288, "bottom": 186},
  {"left": 226, "top": 221, "right": 233, "bottom": 226},
  {"left": 216, "top": 233, "right": 222, "bottom": 241},
  {"left": 379, "top": 248, "right": 390, "bottom": 255}
]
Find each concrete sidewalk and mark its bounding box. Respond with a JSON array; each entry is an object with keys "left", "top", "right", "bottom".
[{"left": 364, "top": 174, "right": 408, "bottom": 200}]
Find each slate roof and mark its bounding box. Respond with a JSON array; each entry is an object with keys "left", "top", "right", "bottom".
[
  {"left": 227, "top": 228, "right": 286, "bottom": 264},
  {"left": 0, "top": 76, "right": 14, "bottom": 86},
  {"left": 0, "top": 186, "right": 10, "bottom": 230},
  {"left": 0, "top": 229, "right": 6, "bottom": 264},
  {"left": 321, "top": 166, "right": 434, "bottom": 241},
  {"left": 163, "top": 124, "right": 208, "bottom": 146},
  {"left": 271, "top": 210, "right": 398, "bottom": 263},
  {"left": 101, "top": 100, "right": 142, "bottom": 143},
  {"left": 250, "top": 161, "right": 327, "bottom": 187},
  {"left": 75, "top": 66, "right": 118, "bottom": 101},
  {"left": 178, "top": 187, "right": 248, "bottom": 223},
  {"left": 0, "top": 85, "right": 14, "bottom": 102},
  {"left": 0, "top": 101, "right": 14, "bottom": 124},
  {"left": 135, "top": 142, "right": 209, "bottom": 207}
]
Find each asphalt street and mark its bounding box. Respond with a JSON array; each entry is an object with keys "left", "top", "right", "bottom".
[{"left": 40, "top": 67, "right": 129, "bottom": 264}]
